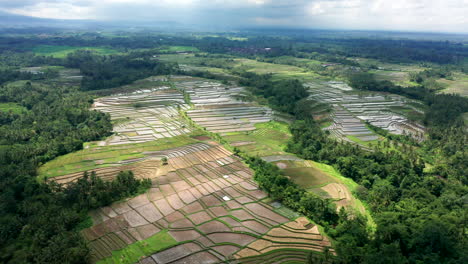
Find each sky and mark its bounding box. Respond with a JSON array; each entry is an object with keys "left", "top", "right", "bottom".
[{"left": 0, "top": 0, "right": 467, "bottom": 33}]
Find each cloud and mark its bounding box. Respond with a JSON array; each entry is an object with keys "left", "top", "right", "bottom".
[{"left": 0, "top": 0, "right": 467, "bottom": 33}]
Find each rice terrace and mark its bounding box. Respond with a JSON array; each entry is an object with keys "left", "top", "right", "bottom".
[
  {"left": 39, "top": 75, "right": 340, "bottom": 263},
  {"left": 0, "top": 6, "right": 467, "bottom": 264}
]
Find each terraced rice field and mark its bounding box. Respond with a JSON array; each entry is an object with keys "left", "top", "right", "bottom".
[
  {"left": 175, "top": 78, "right": 273, "bottom": 134},
  {"left": 171, "top": 77, "right": 295, "bottom": 158},
  {"left": 93, "top": 86, "right": 192, "bottom": 146},
  {"left": 83, "top": 142, "right": 333, "bottom": 263},
  {"left": 307, "top": 81, "right": 426, "bottom": 144},
  {"left": 39, "top": 76, "right": 336, "bottom": 263}
]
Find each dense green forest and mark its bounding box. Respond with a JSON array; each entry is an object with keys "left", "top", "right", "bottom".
[{"left": 0, "top": 71, "right": 151, "bottom": 262}]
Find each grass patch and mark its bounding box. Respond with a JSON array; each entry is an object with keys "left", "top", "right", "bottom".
[
  {"left": 283, "top": 167, "right": 337, "bottom": 189},
  {"left": 96, "top": 230, "right": 177, "bottom": 264},
  {"left": 224, "top": 121, "right": 291, "bottom": 157},
  {"left": 0, "top": 102, "right": 26, "bottom": 114},
  {"left": 159, "top": 54, "right": 320, "bottom": 82},
  {"left": 75, "top": 216, "right": 93, "bottom": 231},
  {"left": 32, "top": 45, "right": 119, "bottom": 58},
  {"left": 233, "top": 58, "right": 320, "bottom": 82},
  {"left": 346, "top": 135, "right": 381, "bottom": 148}
]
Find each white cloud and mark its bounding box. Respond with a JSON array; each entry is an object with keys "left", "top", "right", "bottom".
[
  {"left": 0, "top": 0, "right": 467, "bottom": 32},
  {"left": 3, "top": 1, "right": 94, "bottom": 19}
]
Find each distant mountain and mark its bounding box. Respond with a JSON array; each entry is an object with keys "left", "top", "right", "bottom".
[
  {"left": 0, "top": 11, "right": 193, "bottom": 32},
  {"left": 0, "top": 11, "right": 96, "bottom": 29}
]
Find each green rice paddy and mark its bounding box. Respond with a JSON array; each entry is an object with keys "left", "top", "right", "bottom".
[
  {"left": 159, "top": 46, "right": 200, "bottom": 53},
  {"left": 96, "top": 230, "right": 177, "bottom": 264}
]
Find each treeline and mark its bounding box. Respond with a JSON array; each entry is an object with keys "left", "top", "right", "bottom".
[
  {"left": 1, "top": 49, "right": 180, "bottom": 91},
  {"left": 0, "top": 68, "right": 58, "bottom": 86},
  {"left": 65, "top": 171, "right": 151, "bottom": 211},
  {"left": 1, "top": 170, "right": 150, "bottom": 263},
  {"left": 307, "top": 38, "right": 467, "bottom": 65},
  {"left": 238, "top": 72, "right": 309, "bottom": 114},
  {"left": 64, "top": 50, "right": 179, "bottom": 91}
]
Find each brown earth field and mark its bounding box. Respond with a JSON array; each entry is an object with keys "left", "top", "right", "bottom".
[{"left": 81, "top": 142, "right": 332, "bottom": 263}]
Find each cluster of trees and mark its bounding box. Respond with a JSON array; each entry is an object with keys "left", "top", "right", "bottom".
[
  {"left": 1, "top": 170, "right": 150, "bottom": 263},
  {"left": 0, "top": 81, "right": 112, "bottom": 162},
  {"left": 244, "top": 118, "right": 466, "bottom": 263},
  {"left": 0, "top": 68, "right": 58, "bottom": 86},
  {"left": 238, "top": 72, "right": 309, "bottom": 113},
  {"left": 64, "top": 50, "right": 179, "bottom": 91},
  {"left": 312, "top": 38, "right": 467, "bottom": 64},
  {"left": 287, "top": 119, "right": 424, "bottom": 188},
  {"left": 409, "top": 68, "right": 452, "bottom": 84},
  {"left": 65, "top": 171, "right": 151, "bottom": 211}
]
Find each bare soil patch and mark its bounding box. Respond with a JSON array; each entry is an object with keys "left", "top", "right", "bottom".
[{"left": 207, "top": 232, "right": 256, "bottom": 246}]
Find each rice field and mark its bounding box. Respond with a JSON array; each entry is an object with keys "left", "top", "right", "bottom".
[
  {"left": 158, "top": 46, "right": 200, "bottom": 53},
  {"left": 39, "top": 75, "right": 336, "bottom": 263},
  {"left": 92, "top": 86, "right": 192, "bottom": 146},
  {"left": 175, "top": 78, "right": 274, "bottom": 134},
  {"left": 171, "top": 76, "right": 297, "bottom": 158},
  {"left": 159, "top": 54, "right": 320, "bottom": 82},
  {"left": 82, "top": 142, "right": 333, "bottom": 263},
  {"left": 233, "top": 58, "right": 320, "bottom": 82},
  {"left": 307, "top": 81, "right": 426, "bottom": 146}
]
